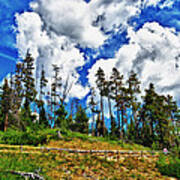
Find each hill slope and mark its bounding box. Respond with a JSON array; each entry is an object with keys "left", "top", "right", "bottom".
[{"left": 0, "top": 132, "right": 177, "bottom": 180}]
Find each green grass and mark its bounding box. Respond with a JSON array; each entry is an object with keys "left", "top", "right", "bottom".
[
  {"left": 0, "top": 129, "right": 177, "bottom": 179},
  {"left": 0, "top": 153, "right": 41, "bottom": 179},
  {"left": 0, "top": 128, "right": 59, "bottom": 146},
  {"left": 0, "top": 128, "right": 151, "bottom": 151},
  {"left": 62, "top": 130, "right": 151, "bottom": 150}
]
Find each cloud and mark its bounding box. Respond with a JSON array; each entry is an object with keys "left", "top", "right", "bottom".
[
  {"left": 30, "top": 0, "right": 106, "bottom": 48},
  {"left": 15, "top": 11, "right": 89, "bottom": 99},
  {"left": 15, "top": 0, "right": 180, "bottom": 101},
  {"left": 143, "top": 0, "right": 162, "bottom": 7},
  {"left": 88, "top": 22, "right": 180, "bottom": 100},
  {"left": 89, "top": 0, "right": 142, "bottom": 32},
  {"left": 15, "top": 0, "right": 149, "bottom": 99}
]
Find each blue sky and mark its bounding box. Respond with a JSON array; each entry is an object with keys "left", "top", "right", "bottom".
[{"left": 1, "top": 0, "right": 180, "bottom": 109}]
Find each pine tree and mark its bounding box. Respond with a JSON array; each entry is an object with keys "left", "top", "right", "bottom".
[
  {"left": 74, "top": 105, "right": 89, "bottom": 134},
  {"left": 104, "top": 80, "right": 116, "bottom": 137},
  {"left": 11, "top": 63, "right": 24, "bottom": 127},
  {"left": 173, "top": 107, "right": 180, "bottom": 148},
  {"left": 95, "top": 111, "right": 102, "bottom": 137},
  {"left": 155, "top": 95, "right": 171, "bottom": 148},
  {"left": 88, "top": 87, "right": 98, "bottom": 135},
  {"left": 0, "top": 79, "right": 11, "bottom": 131},
  {"left": 110, "top": 67, "right": 124, "bottom": 138},
  {"left": 14, "top": 63, "right": 23, "bottom": 111},
  {"left": 116, "top": 86, "right": 129, "bottom": 139},
  {"left": 156, "top": 95, "right": 179, "bottom": 148},
  {"left": 140, "top": 83, "right": 175, "bottom": 148},
  {"left": 141, "top": 83, "right": 157, "bottom": 146},
  {"left": 22, "top": 52, "right": 37, "bottom": 115},
  {"left": 38, "top": 65, "right": 48, "bottom": 126},
  {"left": 56, "top": 104, "right": 68, "bottom": 130},
  {"left": 51, "top": 64, "right": 62, "bottom": 127},
  {"left": 126, "top": 70, "right": 141, "bottom": 140},
  {"left": 95, "top": 67, "right": 106, "bottom": 136}
]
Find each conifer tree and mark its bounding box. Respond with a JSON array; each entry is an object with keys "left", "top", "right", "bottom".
[
  {"left": 126, "top": 70, "right": 141, "bottom": 140},
  {"left": 95, "top": 67, "right": 106, "bottom": 136},
  {"left": 22, "top": 52, "right": 37, "bottom": 115},
  {"left": 156, "top": 95, "right": 178, "bottom": 148},
  {"left": 116, "top": 86, "right": 129, "bottom": 139},
  {"left": 104, "top": 80, "right": 116, "bottom": 136},
  {"left": 155, "top": 95, "right": 172, "bottom": 148},
  {"left": 74, "top": 105, "right": 89, "bottom": 134},
  {"left": 140, "top": 83, "right": 157, "bottom": 145},
  {"left": 88, "top": 87, "right": 98, "bottom": 135},
  {"left": 14, "top": 63, "right": 23, "bottom": 110},
  {"left": 1, "top": 79, "right": 11, "bottom": 131},
  {"left": 95, "top": 111, "right": 102, "bottom": 137},
  {"left": 51, "top": 64, "right": 62, "bottom": 126},
  {"left": 38, "top": 65, "right": 48, "bottom": 125},
  {"left": 11, "top": 63, "right": 24, "bottom": 127},
  {"left": 110, "top": 67, "right": 124, "bottom": 138},
  {"left": 56, "top": 104, "right": 68, "bottom": 130}
]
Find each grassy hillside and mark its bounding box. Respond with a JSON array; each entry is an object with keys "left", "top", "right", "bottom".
[{"left": 0, "top": 129, "right": 178, "bottom": 179}]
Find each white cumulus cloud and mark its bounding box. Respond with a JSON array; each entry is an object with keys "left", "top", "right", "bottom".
[
  {"left": 30, "top": 0, "right": 106, "bottom": 48},
  {"left": 15, "top": 0, "right": 176, "bottom": 100},
  {"left": 88, "top": 22, "right": 180, "bottom": 100}
]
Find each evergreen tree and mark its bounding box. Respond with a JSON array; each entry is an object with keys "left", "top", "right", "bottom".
[
  {"left": 140, "top": 83, "right": 157, "bottom": 146},
  {"left": 88, "top": 87, "right": 98, "bottom": 135},
  {"left": 10, "top": 63, "right": 24, "bottom": 128},
  {"left": 22, "top": 52, "right": 37, "bottom": 115},
  {"left": 74, "top": 105, "right": 89, "bottom": 134},
  {"left": 140, "top": 83, "right": 175, "bottom": 148},
  {"left": 51, "top": 64, "right": 62, "bottom": 126},
  {"left": 38, "top": 65, "right": 48, "bottom": 126},
  {"left": 95, "top": 111, "right": 102, "bottom": 137},
  {"left": 95, "top": 67, "right": 106, "bottom": 136},
  {"left": 116, "top": 86, "right": 129, "bottom": 139},
  {"left": 0, "top": 79, "right": 11, "bottom": 131},
  {"left": 104, "top": 80, "right": 116, "bottom": 136},
  {"left": 110, "top": 67, "right": 124, "bottom": 138},
  {"left": 155, "top": 95, "right": 171, "bottom": 148},
  {"left": 56, "top": 104, "right": 68, "bottom": 130},
  {"left": 126, "top": 71, "right": 141, "bottom": 140},
  {"left": 14, "top": 63, "right": 23, "bottom": 111}
]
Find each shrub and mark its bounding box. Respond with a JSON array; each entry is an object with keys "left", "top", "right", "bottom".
[
  {"left": 0, "top": 128, "right": 59, "bottom": 146},
  {"left": 156, "top": 154, "right": 180, "bottom": 178}
]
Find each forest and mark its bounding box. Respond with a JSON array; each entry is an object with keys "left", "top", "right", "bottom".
[{"left": 0, "top": 51, "right": 179, "bottom": 151}]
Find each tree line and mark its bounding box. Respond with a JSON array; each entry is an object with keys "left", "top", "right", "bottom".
[
  {"left": 90, "top": 67, "right": 179, "bottom": 149},
  {"left": 0, "top": 52, "right": 179, "bottom": 149}
]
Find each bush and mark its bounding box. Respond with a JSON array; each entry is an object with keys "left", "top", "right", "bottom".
[
  {"left": 0, "top": 128, "right": 59, "bottom": 146},
  {"left": 156, "top": 154, "right": 180, "bottom": 178}
]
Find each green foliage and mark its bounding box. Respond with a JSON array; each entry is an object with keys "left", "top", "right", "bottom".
[
  {"left": 39, "top": 104, "right": 48, "bottom": 126},
  {"left": 62, "top": 130, "right": 89, "bottom": 141},
  {"left": 19, "top": 107, "right": 34, "bottom": 129},
  {"left": 22, "top": 52, "right": 37, "bottom": 110},
  {"left": 156, "top": 154, "right": 180, "bottom": 178},
  {"left": 55, "top": 104, "right": 68, "bottom": 130},
  {"left": 0, "top": 128, "right": 59, "bottom": 146},
  {"left": 73, "top": 105, "right": 89, "bottom": 134}
]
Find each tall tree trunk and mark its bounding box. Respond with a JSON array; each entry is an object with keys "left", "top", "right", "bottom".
[
  {"left": 150, "top": 118, "right": 153, "bottom": 140},
  {"left": 121, "top": 104, "right": 124, "bottom": 139},
  {"left": 91, "top": 111, "right": 95, "bottom": 136},
  {"left": 108, "top": 95, "right": 113, "bottom": 135},
  {"left": 96, "top": 112, "right": 101, "bottom": 137},
  {"left": 4, "top": 113, "right": 8, "bottom": 132},
  {"left": 115, "top": 86, "right": 121, "bottom": 138},
  {"left": 134, "top": 111, "right": 140, "bottom": 139},
  {"left": 100, "top": 95, "right": 105, "bottom": 136}
]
